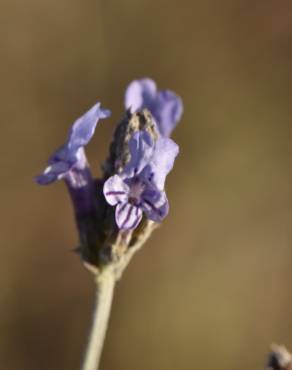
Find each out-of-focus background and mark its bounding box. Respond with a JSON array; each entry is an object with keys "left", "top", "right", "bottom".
[{"left": 1, "top": 0, "right": 292, "bottom": 369}]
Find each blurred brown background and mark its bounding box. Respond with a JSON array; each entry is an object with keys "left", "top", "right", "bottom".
[{"left": 1, "top": 0, "right": 292, "bottom": 369}]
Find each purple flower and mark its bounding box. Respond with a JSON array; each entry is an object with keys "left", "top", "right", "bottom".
[
  {"left": 125, "top": 78, "right": 183, "bottom": 137},
  {"left": 103, "top": 131, "right": 179, "bottom": 230},
  {"left": 36, "top": 102, "right": 111, "bottom": 218}
]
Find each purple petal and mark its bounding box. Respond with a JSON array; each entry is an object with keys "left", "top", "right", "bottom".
[
  {"left": 36, "top": 161, "right": 72, "bottom": 184},
  {"left": 115, "top": 202, "right": 143, "bottom": 230},
  {"left": 68, "top": 102, "right": 111, "bottom": 152},
  {"left": 123, "top": 131, "right": 154, "bottom": 177},
  {"left": 124, "top": 78, "right": 183, "bottom": 137},
  {"left": 152, "top": 91, "right": 183, "bottom": 137},
  {"left": 36, "top": 147, "right": 88, "bottom": 187},
  {"left": 149, "top": 137, "right": 179, "bottom": 189},
  {"left": 37, "top": 102, "right": 110, "bottom": 186},
  {"left": 48, "top": 144, "right": 71, "bottom": 164},
  {"left": 103, "top": 175, "right": 129, "bottom": 206},
  {"left": 125, "top": 79, "right": 157, "bottom": 112},
  {"left": 141, "top": 189, "right": 169, "bottom": 222}
]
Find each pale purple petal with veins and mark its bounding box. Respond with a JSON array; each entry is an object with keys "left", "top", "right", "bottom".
[
  {"left": 124, "top": 78, "right": 183, "bottom": 137},
  {"left": 103, "top": 174, "right": 129, "bottom": 206},
  {"left": 115, "top": 202, "right": 143, "bottom": 230},
  {"left": 141, "top": 186, "right": 169, "bottom": 222}
]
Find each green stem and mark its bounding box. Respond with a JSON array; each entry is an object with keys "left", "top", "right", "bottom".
[{"left": 81, "top": 268, "right": 116, "bottom": 370}]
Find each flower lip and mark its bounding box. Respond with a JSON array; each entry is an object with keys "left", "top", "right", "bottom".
[
  {"left": 103, "top": 174, "right": 129, "bottom": 206},
  {"left": 115, "top": 203, "right": 143, "bottom": 230}
]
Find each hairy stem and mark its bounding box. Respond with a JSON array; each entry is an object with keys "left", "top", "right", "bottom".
[{"left": 81, "top": 268, "right": 116, "bottom": 370}]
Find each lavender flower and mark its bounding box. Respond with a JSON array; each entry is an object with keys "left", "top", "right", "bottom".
[
  {"left": 36, "top": 102, "right": 111, "bottom": 217},
  {"left": 125, "top": 78, "right": 183, "bottom": 137},
  {"left": 36, "top": 79, "right": 182, "bottom": 264},
  {"left": 103, "top": 131, "right": 179, "bottom": 230},
  {"left": 36, "top": 79, "right": 183, "bottom": 370}
]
